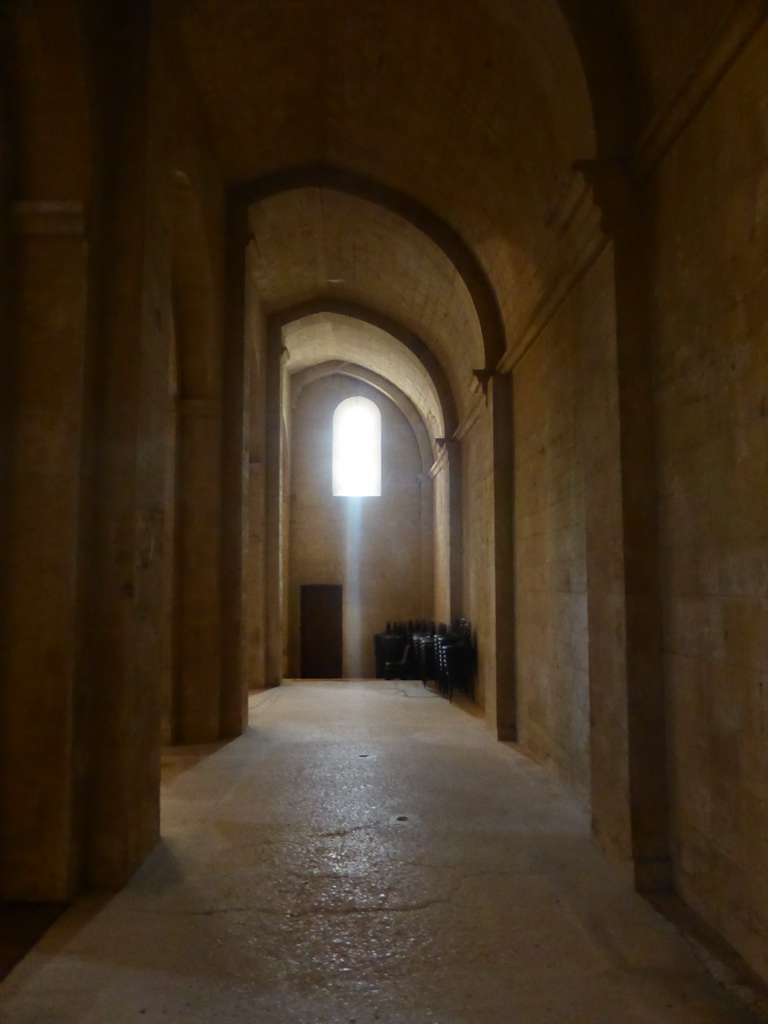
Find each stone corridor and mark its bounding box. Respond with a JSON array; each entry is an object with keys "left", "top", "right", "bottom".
[{"left": 0, "top": 682, "right": 759, "bottom": 1023}]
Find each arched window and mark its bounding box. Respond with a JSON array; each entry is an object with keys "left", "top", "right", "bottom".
[{"left": 332, "top": 396, "right": 382, "bottom": 496}]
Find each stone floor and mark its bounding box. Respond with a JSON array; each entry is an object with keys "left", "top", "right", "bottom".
[
  {"left": 0, "top": 903, "right": 66, "bottom": 982},
  {"left": 0, "top": 680, "right": 761, "bottom": 1023}
]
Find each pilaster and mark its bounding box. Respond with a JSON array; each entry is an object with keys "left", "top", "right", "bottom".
[
  {"left": 433, "top": 438, "right": 463, "bottom": 623},
  {"left": 219, "top": 216, "right": 252, "bottom": 732},
  {"left": 417, "top": 471, "right": 435, "bottom": 618},
  {"left": 489, "top": 371, "right": 516, "bottom": 741},
  {"left": 174, "top": 397, "right": 223, "bottom": 742},
  {"left": 263, "top": 324, "right": 286, "bottom": 686},
  {"left": 0, "top": 200, "right": 88, "bottom": 899},
  {"left": 80, "top": 1, "right": 164, "bottom": 888},
  {"left": 576, "top": 160, "right": 670, "bottom": 892}
]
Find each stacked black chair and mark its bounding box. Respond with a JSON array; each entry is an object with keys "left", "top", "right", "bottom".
[
  {"left": 414, "top": 633, "right": 436, "bottom": 684},
  {"left": 373, "top": 620, "right": 436, "bottom": 680},
  {"left": 433, "top": 619, "right": 475, "bottom": 700},
  {"left": 374, "top": 618, "right": 475, "bottom": 699},
  {"left": 383, "top": 641, "right": 417, "bottom": 679},
  {"left": 375, "top": 632, "right": 407, "bottom": 676}
]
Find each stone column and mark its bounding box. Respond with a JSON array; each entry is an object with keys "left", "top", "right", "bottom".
[
  {"left": 175, "top": 398, "right": 223, "bottom": 742},
  {"left": 160, "top": 391, "right": 178, "bottom": 746},
  {"left": 264, "top": 325, "right": 285, "bottom": 686},
  {"left": 577, "top": 160, "right": 670, "bottom": 892},
  {"left": 489, "top": 371, "right": 517, "bottom": 740},
  {"left": 431, "top": 453, "right": 450, "bottom": 624},
  {"left": 445, "top": 440, "right": 464, "bottom": 623},
  {"left": 246, "top": 455, "right": 266, "bottom": 687},
  {"left": 418, "top": 472, "right": 435, "bottom": 617},
  {"left": 220, "top": 217, "right": 250, "bottom": 734},
  {"left": 80, "top": 2, "right": 166, "bottom": 888},
  {"left": 0, "top": 201, "right": 88, "bottom": 899},
  {"left": 243, "top": 247, "right": 267, "bottom": 690},
  {"left": 430, "top": 438, "right": 464, "bottom": 625}
]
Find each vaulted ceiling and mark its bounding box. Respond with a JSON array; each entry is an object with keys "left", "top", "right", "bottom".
[
  {"left": 282, "top": 313, "right": 445, "bottom": 443},
  {"left": 247, "top": 188, "right": 483, "bottom": 419},
  {"left": 161, "top": 0, "right": 739, "bottom": 433}
]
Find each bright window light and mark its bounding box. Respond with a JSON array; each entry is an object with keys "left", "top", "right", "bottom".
[{"left": 332, "top": 396, "right": 381, "bottom": 496}]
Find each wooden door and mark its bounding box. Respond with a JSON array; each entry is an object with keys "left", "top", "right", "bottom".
[{"left": 300, "top": 584, "right": 343, "bottom": 678}]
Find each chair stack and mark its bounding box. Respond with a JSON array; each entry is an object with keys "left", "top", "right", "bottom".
[{"left": 374, "top": 618, "right": 476, "bottom": 700}]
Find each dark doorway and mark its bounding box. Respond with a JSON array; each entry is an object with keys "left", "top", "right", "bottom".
[{"left": 300, "top": 584, "right": 343, "bottom": 678}]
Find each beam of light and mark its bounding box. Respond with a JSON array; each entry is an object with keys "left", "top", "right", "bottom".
[
  {"left": 344, "top": 496, "right": 363, "bottom": 678},
  {"left": 332, "top": 397, "right": 381, "bottom": 497}
]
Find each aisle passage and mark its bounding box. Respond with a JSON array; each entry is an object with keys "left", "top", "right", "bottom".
[{"left": 0, "top": 682, "right": 758, "bottom": 1023}]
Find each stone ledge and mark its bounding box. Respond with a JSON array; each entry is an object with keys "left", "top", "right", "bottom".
[{"left": 11, "top": 201, "right": 84, "bottom": 237}]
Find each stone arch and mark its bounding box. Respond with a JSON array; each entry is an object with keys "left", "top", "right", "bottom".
[
  {"left": 261, "top": 300, "right": 466, "bottom": 685},
  {"left": 233, "top": 165, "right": 506, "bottom": 372},
  {"left": 273, "top": 298, "right": 459, "bottom": 439},
  {"left": 286, "top": 368, "right": 436, "bottom": 677},
  {"left": 292, "top": 361, "right": 435, "bottom": 476},
  {"left": 295, "top": 364, "right": 440, "bottom": 624}
]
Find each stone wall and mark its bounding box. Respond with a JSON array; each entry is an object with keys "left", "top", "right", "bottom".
[
  {"left": 433, "top": 461, "right": 451, "bottom": 624},
  {"left": 0, "top": 5, "right": 234, "bottom": 898},
  {"left": 513, "top": 280, "right": 590, "bottom": 801},
  {"left": 578, "top": 249, "right": 632, "bottom": 865},
  {"left": 244, "top": 260, "right": 268, "bottom": 692},
  {"left": 461, "top": 409, "right": 495, "bottom": 711},
  {"left": 650, "top": 20, "right": 768, "bottom": 978},
  {"left": 288, "top": 375, "right": 426, "bottom": 679},
  {"left": 3, "top": 0, "right": 768, "bottom": 984}
]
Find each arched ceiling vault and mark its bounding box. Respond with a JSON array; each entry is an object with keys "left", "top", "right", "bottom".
[
  {"left": 166, "top": 0, "right": 597, "bottom": 377},
  {"left": 167, "top": 0, "right": 738, "bottom": 411},
  {"left": 272, "top": 299, "right": 458, "bottom": 436},
  {"left": 242, "top": 165, "right": 505, "bottom": 369},
  {"left": 292, "top": 362, "right": 436, "bottom": 472},
  {"left": 280, "top": 312, "right": 446, "bottom": 446},
  {"left": 248, "top": 190, "right": 481, "bottom": 421}
]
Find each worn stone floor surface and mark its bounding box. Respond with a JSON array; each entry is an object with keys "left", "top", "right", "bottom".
[{"left": 0, "top": 680, "right": 761, "bottom": 1024}]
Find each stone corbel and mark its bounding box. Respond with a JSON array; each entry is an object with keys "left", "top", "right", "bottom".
[
  {"left": 432, "top": 436, "right": 459, "bottom": 472},
  {"left": 472, "top": 367, "right": 495, "bottom": 400},
  {"left": 572, "top": 159, "right": 635, "bottom": 240}
]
